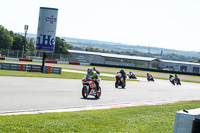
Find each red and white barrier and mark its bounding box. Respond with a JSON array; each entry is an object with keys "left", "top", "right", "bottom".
[{"left": 0, "top": 57, "right": 90, "bottom": 66}]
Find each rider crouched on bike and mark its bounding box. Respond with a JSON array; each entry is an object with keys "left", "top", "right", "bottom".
[
  {"left": 86, "top": 68, "right": 100, "bottom": 92},
  {"left": 119, "top": 69, "right": 126, "bottom": 82},
  {"left": 174, "top": 74, "right": 179, "bottom": 81},
  {"left": 169, "top": 74, "right": 174, "bottom": 81},
  {"left": 147, "top": 72, "right": 153, "bottom": 79}
]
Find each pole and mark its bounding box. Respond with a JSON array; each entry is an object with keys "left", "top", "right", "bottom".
[
  {"left": 41, "top": 52, "right": 46, "bottom": 73},
  {"left": 23, "top": 25, "right": 28, "bottom": 58}
]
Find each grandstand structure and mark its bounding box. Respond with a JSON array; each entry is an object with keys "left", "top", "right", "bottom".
[{"left": 68, "top": 50, "right": 200, "bottom": 73}]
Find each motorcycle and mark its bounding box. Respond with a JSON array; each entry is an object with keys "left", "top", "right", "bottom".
[
  {"left": 174, "top": 78, "right": 181, "bottom": 85},
  {"left": 170, "top": 77, "right": 175, "bottom": 85},
  {"left": 147, "top": 75, "right": 154, "bottom": 82},
  {"left": 127, "top": 72, "right": 137, "bottom": 79},
  {"left": 115, "top": 72, "right": 126, "bottom": 88},
  {"left": 82, "top": 76, "right": 101, "bottom": 98},
  {"left": 169, "top": 76, "right": 181, "bottom": 85}
]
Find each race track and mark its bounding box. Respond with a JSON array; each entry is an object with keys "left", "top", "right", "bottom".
[{"left": 0, "top": 76, "right": 199, "bottom": 115}]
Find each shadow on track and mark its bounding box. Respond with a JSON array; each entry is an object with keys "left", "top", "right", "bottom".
[{"left": 80, "top": 97, "right": 100, "bottom": 100}]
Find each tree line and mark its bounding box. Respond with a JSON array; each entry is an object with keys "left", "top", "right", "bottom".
[
  {"left": 1, "top": 25, "right": 199, "bottom": 63},
  {"left": 0, "top": 25, "right": 73, "bottom": 54}
]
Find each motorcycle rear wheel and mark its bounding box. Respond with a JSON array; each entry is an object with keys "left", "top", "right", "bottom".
[
  {"left": 122, "top": 83, "right": 125, "bottom": 88},
  {"left": 82, "top": 86, "right": 88, "bottom": 98}
]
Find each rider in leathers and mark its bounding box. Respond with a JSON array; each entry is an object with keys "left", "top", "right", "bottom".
[
  {"left": 86, "top": 68, "right": 100, "bottom": 92},
  {"left": 119, "top": 69, "right": 126, "bottom": 82}
]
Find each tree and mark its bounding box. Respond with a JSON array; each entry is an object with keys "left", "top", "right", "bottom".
[
  {"left": 54, "top": 37, "right": 73, "bottom": 54},
  {"left": 26, "top": 38, "right": 36, "bottom": 52},
  {"left": 0, "top": 25, "right": 13, "bottom": 49},
  {"left": 11, "top": 34, "right": 26, "bottom": 50}
]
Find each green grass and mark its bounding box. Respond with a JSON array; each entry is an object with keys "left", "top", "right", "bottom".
[
  {"left": 0, "top": 101, "right": 199, "bottom": 132},
  {"left": 1, "top": 60, "right": 199, "bottom": 83},
  {"left": 0, "top": 70, "right": 84, "bottom": 79},
  {"left": 2, "top": 60, "right": 200, "bottom": 78},
  {"left": 0, "top": 70, "right": 127, "bottom": 81}
]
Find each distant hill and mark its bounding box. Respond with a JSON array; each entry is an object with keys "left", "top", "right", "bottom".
[
  {"left": 18, "top": 32, "right": 200, "bottom": 58},
  {"left": 61, "top": 37, "right": 200, "bottom": 58}
]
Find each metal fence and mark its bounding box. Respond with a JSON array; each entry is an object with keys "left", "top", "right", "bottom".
[{"left": 0, "top": 49, "right": 71, "bottom": 61}]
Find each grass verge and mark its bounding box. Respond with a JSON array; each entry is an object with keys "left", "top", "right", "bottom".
[
  {"left": 0, "top": 101, "right": 199, "bottom": 132},
  {"left": 0, "top": 70, "right": 130, "bottom": 81}
]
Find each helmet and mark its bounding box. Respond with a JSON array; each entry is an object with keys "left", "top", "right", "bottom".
[
  {"left": 120, "top": 69, "right": 124, "bottom": 73},
  {"left": 87, "top": 68, "right": 93, "bottom": 75}
]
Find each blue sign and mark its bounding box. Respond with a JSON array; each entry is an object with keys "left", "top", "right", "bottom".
[{"left": 36, "top": 35, "right": 55, "bottom": 52}]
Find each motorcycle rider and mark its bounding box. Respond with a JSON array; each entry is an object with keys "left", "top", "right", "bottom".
[
  {"left": 174, "top": 74, "right": 180, "bottom": 82},
  {"left": 128, "top": 71, "right": 135, "bottom": 79},
  {"left": 147, "top": 72, "right": 153, "bottom": 79},
  {"left": 86, "top": 68, "right": 100, "bottom": 92},
  {"left": 129, "top": 71, "right": 133, "bottom": 76},
  {"left": 174, "top": 74, "right": 179, "bottom": 80},
  {"left": 119, "top": 69, "right": 126, "bottom": 82},
  {"left": 169, "top": 74, "right": 174, "bottom": 81},
  {"left": 93, "top": 67, "right": 100, "bottom": 75}
]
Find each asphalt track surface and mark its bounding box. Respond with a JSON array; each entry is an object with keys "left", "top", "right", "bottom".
[{"left": 0, "top": 71, "right": 200, "bottom": 115}]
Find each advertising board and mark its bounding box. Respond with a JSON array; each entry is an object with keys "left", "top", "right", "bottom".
[{"left": 36, "top": 7, "right": 58, "bottom": 52}]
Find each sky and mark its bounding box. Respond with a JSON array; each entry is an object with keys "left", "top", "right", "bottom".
[{"left": 1, "top": 0, "right": 200, "bottom": 52}]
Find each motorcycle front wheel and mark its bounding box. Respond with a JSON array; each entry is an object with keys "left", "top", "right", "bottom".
[
  {"left": 122, "top": 83, "right": 126, "bottom": 88},
  {"left": 95, "top": 87, "right": 101, "bottom": 98},
  {"left": 115, "top": 81, "right": 118, "bottom": 88},
  {"left": 82, "top": 86, "right": 88, "bottom": 98}
]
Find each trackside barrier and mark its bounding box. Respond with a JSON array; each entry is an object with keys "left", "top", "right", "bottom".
[
  {"left": 57, "top": 61, "right": 69, "bottom": 64},
  {"left": 0, "top": 57, "right": 5, "bottom": 60},
  {"left": 47, "top": 66, "right": 51, "bottom": 73},
  {"left": 43, "top": 66, "right": 62, "bottom": 74},
  {"left": 1, "top": 57, "right": 90, "bottom": 66},
  {"left": 19, "top": 64, "right": 24, "bottom": 71},
  {"left": 80, "top": 63, "right": 90, "bottom": 66},
  {"left": 32, "top": 60, "right": 42, "bottom": 63},
  {"left": 0, "top": 62, "right": 23, "bottom": 71},
  {"left": 69, "top": 62, "right": 80, "bottom": 65},
  {"left": 173, "top": 108, "right": 200, "bottom": 133},
  {"left": 0, "top": 62, "right": 62, "bottom": 74},
  {"left": 5, "top": 58, "right": 19, "bottom": 61},
  {"left": 19, "top": 59, "right": 32, "bottom": 62},
  {"left": 26, "top": 64, "right": 42, "bottom": 72},
  {"left": 45, "top": 60, "right": 57, "bottom": 63}
]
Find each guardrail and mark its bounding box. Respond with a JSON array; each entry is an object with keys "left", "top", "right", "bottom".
[{"left": 0, "top": 62, "right": 62, "bottom": 74}]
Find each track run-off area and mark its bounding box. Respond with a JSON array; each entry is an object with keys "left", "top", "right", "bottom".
[{"left": 0, "top": 69, "right": 200, "bottom": 115}]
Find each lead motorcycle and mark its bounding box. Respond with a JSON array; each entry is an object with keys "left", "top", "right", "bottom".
[
  {"left": 115, "top": 72, "right": 126, "bottom": 88},
  {"left": 82, "top": 76, "right": 101, "bottom": 98}
]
